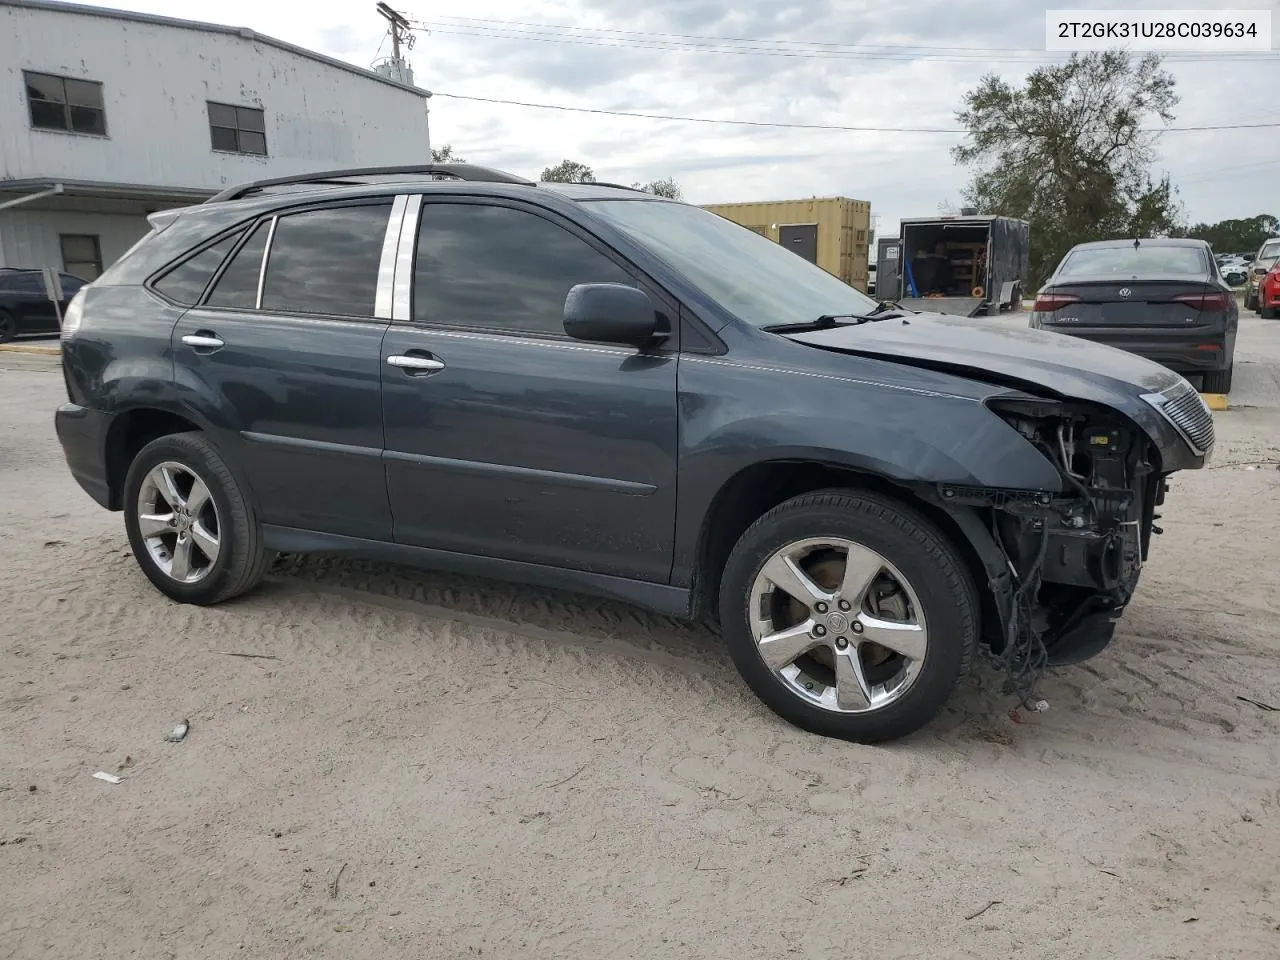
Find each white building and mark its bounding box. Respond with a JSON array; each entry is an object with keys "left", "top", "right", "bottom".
[{"left": 0, "top": 0, "right": 432, "bottom": 278}]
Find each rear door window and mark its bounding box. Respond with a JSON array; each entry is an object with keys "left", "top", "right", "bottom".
[
  {"left": 154, "top": 230, "right": 245, "bottom": 305},
  {"left": 260, "top": 204, "right": 391, "bottom": 318},
  {"left": 206, "top": 221, "right": 271, "bottom": 310}
]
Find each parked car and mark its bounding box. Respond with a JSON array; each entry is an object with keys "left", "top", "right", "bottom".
[
  {"left": 1245, "top": 238, "right": 1280, "bottom": 313},
  {"left": 1219, "top": 264, "right": 1249, "bottom": 287},
  {"left": 54, "top": 164, "right": 1213, "bottom": 743},
  {"left": 1258, "top": 258, "right": 1280, "bottom": 319},
  {"left": 1030, "top": 238, "right": 1238, "bottom": 393},
  {"left": 1214, "top": 254, "right": 1249, "bottom": 287},
  {"left": 0, "top": 267, "right": 87, "bottom": 342}
]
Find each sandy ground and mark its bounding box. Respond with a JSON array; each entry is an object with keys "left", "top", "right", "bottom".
[{"left": 2, "top": 318, "right": 1279, "bottom": 960}]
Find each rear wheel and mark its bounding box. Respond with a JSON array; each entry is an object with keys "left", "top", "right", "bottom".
[
  {"left": 1262, "top": 306, "right": 1277, "bottom": 320},
  {"left": 123, "top": 432, "right": 268, "bottom": 605},
  {"left": 0, "top": 310, "right": 16, "bottom": 344},
  {"left": 719, "top": 490, "right": 978, "bottom": 743},
  {"left": 1202, "top": 364, "right": 1233, "bottom": 393}
]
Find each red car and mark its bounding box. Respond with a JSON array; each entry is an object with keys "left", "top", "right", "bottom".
[{"left": 1260, "top": 260, "right": 1280, "bottom": 319}]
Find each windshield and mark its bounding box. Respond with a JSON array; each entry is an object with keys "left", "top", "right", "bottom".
[
  {"left": 1258, "top": 240, "right": 1280, "bottom": 267},
  {"left": 583, "top": 199, "right": 878, "bottom": 328},
  {"left": 1059, "top": 245, "right": 1206, "bottom": 278}
]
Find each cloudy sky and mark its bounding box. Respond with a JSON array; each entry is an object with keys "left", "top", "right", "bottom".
[{"left": 79, "top": 0, "right": 1279, "bottom": 234}]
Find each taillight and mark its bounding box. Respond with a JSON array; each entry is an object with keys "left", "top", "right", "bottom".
[
  {"left": 1032, "top": 292, "right": 1080, "bottom": 312},
  {"left": 1172, "top": 292, "right": 1230, "bottom": 311}
]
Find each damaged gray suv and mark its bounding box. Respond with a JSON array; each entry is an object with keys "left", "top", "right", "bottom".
[{"left": 55, "top": 164, "right": 1213, "bottom": 742}]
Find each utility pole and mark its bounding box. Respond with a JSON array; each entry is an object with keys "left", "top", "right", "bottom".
[{"left": 376, "top": 3, "right": 412, "bottom": 62}]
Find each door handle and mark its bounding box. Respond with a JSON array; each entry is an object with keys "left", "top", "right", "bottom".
[
  {"left": 182, "top": 333, "right": 224, "bottom": 349},
  {"left": 387, "top": 354, "right": 445, "bottom": 373}
]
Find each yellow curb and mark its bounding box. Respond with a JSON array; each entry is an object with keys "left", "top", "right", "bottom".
[
  {"left": 1201, "top": 393, "right": 1229, "bottom": 411},
  {"left": 0, "top": 342, "right": 61, "bottom": 356}
]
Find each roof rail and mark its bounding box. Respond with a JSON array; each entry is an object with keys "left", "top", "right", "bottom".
[
  {"left": 205, "top": 163, "right": 534, "bottom": 204},
  {"left": 579, "top": 181, "right": 651, "bottom": 194}
]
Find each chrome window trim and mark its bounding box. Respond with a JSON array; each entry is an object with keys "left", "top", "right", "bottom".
[
  {"left": 392, "top": 194, "right": 422, "bottom": 322},
  {"left": 374, "top": 195, "right": 409, "bottom": 319},
  {"left": 253, "top": 215, "right": 278, "bottom": 310}
]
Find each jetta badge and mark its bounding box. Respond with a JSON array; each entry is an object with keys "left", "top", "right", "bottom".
[{"left": 1118, "top": 287, "right": 1132, "bottom": 298}]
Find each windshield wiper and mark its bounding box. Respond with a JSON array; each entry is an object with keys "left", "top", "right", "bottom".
[
  {"left": 870, "top": 300, "right": 906, "bottom": 315},
  {"left": 762, "top": 309, "right": 904, "bottom": 333},
  {"left": 761, "top": 315, "right": 862, "bottom": 333}
]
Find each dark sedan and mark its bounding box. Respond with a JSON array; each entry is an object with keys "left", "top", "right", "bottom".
[
  {"left": 0, "top": 268, "right": 88, "bottom": 343},
  {"left": 1030, "top": 238, "right": 1238, "bottom": 393}
]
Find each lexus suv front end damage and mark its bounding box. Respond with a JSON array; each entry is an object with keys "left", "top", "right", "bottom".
[{"left": 55, "top": 165, "right": 1212, "bottom": 743}]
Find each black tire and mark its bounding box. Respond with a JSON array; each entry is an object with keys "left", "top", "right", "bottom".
[
  {"left": 719, "top": 489, "right": 978, "bottom": 743},
  {"left": 0, "top": 310, "right": 16, "bottom": 344},
  {"left": 1262, "top": 306, "right": 1277, "bottom": 320},
  {"left": 123, "top": 431, "right": 268, "bottom": 605},
  {"left": 1202, "top": 364, "right": 1232, "bottom": 394}
]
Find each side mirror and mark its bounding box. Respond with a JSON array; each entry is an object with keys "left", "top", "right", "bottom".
[{"left": 563, "top": 283, "right": 661, "bottom": 346}]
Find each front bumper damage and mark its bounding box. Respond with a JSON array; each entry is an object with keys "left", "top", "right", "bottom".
[{"left": 927, "top": 395, "right": 1184, "bottom": 701}]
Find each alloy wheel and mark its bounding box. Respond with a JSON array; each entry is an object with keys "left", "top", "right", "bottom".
[
  {"left": 136, "top": 461, "right": 221, "bottom": 584},
  {"left": 748, "top": 537, "right": 928, "bottom": 713}
]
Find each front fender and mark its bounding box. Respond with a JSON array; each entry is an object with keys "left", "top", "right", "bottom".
[{"left": 673, "top": 351, "right": 1064, "bottom": 583}]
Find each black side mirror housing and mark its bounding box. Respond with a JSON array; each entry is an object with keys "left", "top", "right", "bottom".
[{"left": 563, "top": 283, "right": 661, "bottom": 346}]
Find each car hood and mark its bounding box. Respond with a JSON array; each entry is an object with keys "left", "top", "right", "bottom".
[
  {"left": 784, "top": 312, "right": 1207, "bottom": 468},
  {"left": 786, "top": 312, "right": 1183, "bottom": 397}
]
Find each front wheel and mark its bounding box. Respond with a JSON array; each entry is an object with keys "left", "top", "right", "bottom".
[
  {"left": 123, "top": 432, "right": 268, "bottom": 605},
  {"left": 719, "top": 490, "right": 978, "bottom": 743}
]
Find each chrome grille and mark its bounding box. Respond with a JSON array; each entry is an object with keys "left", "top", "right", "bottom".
[{"left": 1149, "top": 379, "right": 1215, "bottom": 455}]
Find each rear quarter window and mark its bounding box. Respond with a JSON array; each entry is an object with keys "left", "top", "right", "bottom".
[{"left": 152, "top": 230, "right": 246, "bottom": 305}]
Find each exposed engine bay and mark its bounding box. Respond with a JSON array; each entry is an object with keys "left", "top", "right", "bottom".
[{"left": 929, "top": 397, "right": 1167, "bottom": 702}]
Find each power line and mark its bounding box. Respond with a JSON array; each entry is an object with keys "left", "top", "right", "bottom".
[
  {"left": 430, "top": 93, "right": 963, "bottom": 132},
  {"left": 414, "top": 15, "right": 1280, "bottom": 64},
  {"left": 1176, "top": 158, "right": 1280, "bottom": 187},
  {"left": 428, "top": 13, "right": 1037, "bottom": 52},
  {"left": 429, "top": 91, "right": 1280, "bottom": 135}
]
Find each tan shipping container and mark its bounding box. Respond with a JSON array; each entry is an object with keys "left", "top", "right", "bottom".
[{"left": 702, "top": 197, "right": 873, "bottom": 292}]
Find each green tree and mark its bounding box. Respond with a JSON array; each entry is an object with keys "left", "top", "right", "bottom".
[
  {"left": 953, "top": 51, "right": 1182, "bottom": 285},
  {"left": 631, "top": 177, "right": 683, "bottom": 200},
  {"left": 1182, "top": 215, "right": 1279, "bottom": 254},
  {"left": 431, "top": 144, "right": 464, "bottom": 163},
  {"left": 540, "top": 160, "right": 595, "bottom": 183}
]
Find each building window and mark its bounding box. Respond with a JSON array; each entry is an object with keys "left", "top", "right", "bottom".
[
  {"left": 207, "top": 102, "right": 267, "bottom": 156},
  {"left": 24, "top": 71, "right": 106, "bottom": 135},
  {"left": 60, "top": 235, "right": 103, "bottom": 281}
]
